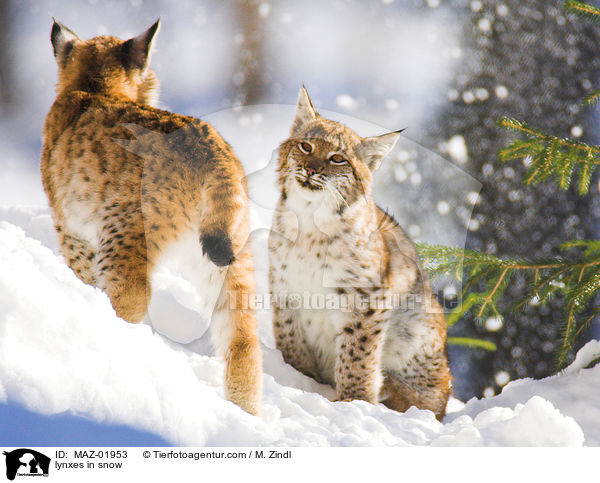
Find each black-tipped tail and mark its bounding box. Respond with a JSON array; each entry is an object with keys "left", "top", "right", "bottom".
[{"left": 201, "top": 230, "right": 235, "bottom": 267}]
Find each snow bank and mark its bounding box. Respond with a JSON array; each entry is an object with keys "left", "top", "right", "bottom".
[
  {"left": 444, "top": 339, "right": 600, "bottom": 446},
  {"left": 0, "top": 205, "right": 597, "bottom": 446}
]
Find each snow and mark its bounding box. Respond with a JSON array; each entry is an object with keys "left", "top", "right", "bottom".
[
  {"left": 436, "top": 396, "right": 584, "bottom": 446},
  {"left": 445, "top": 134, "right": 469, "bottom": 164},
  {"left": 462, "top": 90, "right": 476, "bottom": 104},
  {"left": 495, "top": 84, "right": 509, "bottom": 99},
  {"left": 470, "top": 1, "right": 483, "bottom": 13},
  {"left": 409, "top": 172, "right": 423, "bottom": 185},
  {"left": 447, "top": 89, "right": 460, "bottom": 101},
  {"left": 475, "top": 87, "right": 490, "bottom": 101},
  {"left": 497, "top": 4, "right": 510, "bottom": 17},
  {"left": 384, "top": 99, "right": 399, "bottom": 111},
  {"left": 336, "top": 94, "right": 359, "bottom": 111},
  {"left": 484, "top": 316, "right": 503, "bottom": 332},
  {"left": 494, "top": 371, "right": 510, "bottom": 386},
  {"left": 571, "top": 125, "right": 583, "bottom": 138},
  {"left": 258, "top": 3, "right": 271, "bottom": 18},
  {"left": 0, "top": 216, "right": 595, "bottom": 446},
  {"left": 425, "top": 0, "right": 440, "bottom": 8},
  {"left": 436, "top": 201, "right": 451, "bottom": 215},
  {"left": 477, "top": 18, "right": 492, "bottom": 33},
  {"left": 467, "top": 191, "right": 480, "bottom": 205},
  {"left": 2, "top": 106, "right": 600, "bottom": 446},
  {"left": 262, "top": 2, "right": 462, "bottom": 129},
  {"left": 393, "top": 165, "right": 408, "bottom": 182}
]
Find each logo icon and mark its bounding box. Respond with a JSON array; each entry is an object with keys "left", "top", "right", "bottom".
[{"left": 3, "top": 449, "right": 50, "bottom": 480}]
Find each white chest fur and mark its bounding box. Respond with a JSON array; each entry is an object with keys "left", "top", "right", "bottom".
[
  {"left": 270, "top": 201, "right": 374, "bottom": 381},
  {"left": 270, "top": 194, "right": 437, "bottom": 382},
  {"left": 272, "top": 234, "right": 348, "bottom": 382}
]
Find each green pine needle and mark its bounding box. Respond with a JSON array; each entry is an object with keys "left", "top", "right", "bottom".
[
  {"left": 578, "top": 154, "right": 593, "bottom": 194},
  {"left": 582, "top": 89, "right": 600, "bottom": 106},
  {"left": 447, "top": 337, "right": 497, "bottom": 351},
  {"left": 564, "top": 1, "right": 600, "bottom": 23},
  {"left": 584, "top": 353, "right": 600, "bottom": 369}
]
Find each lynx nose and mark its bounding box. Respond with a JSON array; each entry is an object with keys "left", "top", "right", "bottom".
[{"left": 306, "top": 167, "right": 316, "bottom": 176}]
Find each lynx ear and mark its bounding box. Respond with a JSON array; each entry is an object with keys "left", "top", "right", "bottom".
[
  {"left": 291, "top": 86, "right": 318, "bottom": 135},
  {"left": 121, "top": 19, "right": 160, "bottom": 71},
  {"left": 51, "top": 19, "right": 81, "bottom": 60},
  {"left": 358, "top": 129, "right": 404, "bottom": 171}
]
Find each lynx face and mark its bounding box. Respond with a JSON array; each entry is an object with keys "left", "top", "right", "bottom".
[
  {"left": 285, "top": 136, "right": 369, "bottom": 213},
  {"left": 51, "top": 20, "right": 160, "bottom": 105},
  {"left": 278, "top": 88, "right": 402, "bottom": 212}
]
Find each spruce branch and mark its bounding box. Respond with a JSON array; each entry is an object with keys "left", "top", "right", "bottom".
[
  {"left": 564, "top": 1, "right": 600, "bottom": 23},
  {"left": 582, "top": 88, "right": 600, "bottom": 106},
  {"left": 498, "top": 117, "right": 600, "bottom": 194},
  {"left": 417, "top": 242, "right": 600, "bottom": 368}
]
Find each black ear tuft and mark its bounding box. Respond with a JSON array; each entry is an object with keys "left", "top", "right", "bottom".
[
  {"left": 51, "top": 19, "right": 81, "bottom": 60},
  {"left": 121, "top": 19, "right": 160, "bottom": 71}
]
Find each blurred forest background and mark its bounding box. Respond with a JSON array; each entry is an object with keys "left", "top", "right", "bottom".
[{"left": 1, "top": 0, "right": 599, "bottom": 401}]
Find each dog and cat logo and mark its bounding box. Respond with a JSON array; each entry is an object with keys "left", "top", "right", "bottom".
[{"left": 2, "top": 449, "right": 50, "bottom": 480}]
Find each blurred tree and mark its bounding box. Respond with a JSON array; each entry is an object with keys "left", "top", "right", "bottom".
[
  {"left": 421, "top": 0, "right": 600, "bottom": 399},
  {"left": 233, "top": 0, "right": 267, "bottom": 105},
  {"left": 0, "top": 0, "right": 14, "bottom": 114}
]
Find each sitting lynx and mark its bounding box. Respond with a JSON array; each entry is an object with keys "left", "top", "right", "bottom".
[
  {"left": 41, "top": 20, "right": 261, "bottom": 415},
  {"left": 269, "top": 87, "right": 451, "bottom": 420}
]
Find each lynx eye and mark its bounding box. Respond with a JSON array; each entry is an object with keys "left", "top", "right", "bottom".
[
  {"left": 329, "top": 154, "right": 347, "bottom": 165},
  {"left": 298, "top": 142, "right": 313, "bottom": 154}
]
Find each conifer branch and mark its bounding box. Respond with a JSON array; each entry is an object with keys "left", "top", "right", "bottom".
[
  {"left": 564, "top": 1, "right": 600, "bottom": 23},
  {"left": 417, "top": 242, "right": 600, "bottom": 368},
  {"left": 582, "top": 89, "right": 600, "bottom": 106},
  {"left": 497, "top": 117, "right": 600, "bottom": 194}
]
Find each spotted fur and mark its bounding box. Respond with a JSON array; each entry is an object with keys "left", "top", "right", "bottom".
[
  {"left": 268, "top": 87, "right": 451, "bottom": 420},
  {"left": 41, "top": 20, "right": 262, "bottom": 415}
]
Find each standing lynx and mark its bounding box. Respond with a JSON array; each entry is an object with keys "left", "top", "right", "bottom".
[
  {"left": 41, "top": 20, "right": 261, "bottom": 415},
  {"left": 269, "top": 88, "right": 451, "bottom": 420}
]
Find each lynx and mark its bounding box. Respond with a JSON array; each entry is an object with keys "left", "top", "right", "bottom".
[
  {"left": 268, "top": 87, "right": 451, "bottom": 420},
  {"left": 41, "top": 20, "right": 261, "bottom": 415}
]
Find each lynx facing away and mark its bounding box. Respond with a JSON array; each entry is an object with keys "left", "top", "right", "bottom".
[
  {"left": 41, "top": 20, "right": 261, "bottom": 414},
  {"left": 269, "top": 88, "right": 451, "bottom": 420}
]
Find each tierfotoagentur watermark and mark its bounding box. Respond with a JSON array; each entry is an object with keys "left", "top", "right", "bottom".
[{"left": 226, "top": 290, "right": 443, "bottom": 313}]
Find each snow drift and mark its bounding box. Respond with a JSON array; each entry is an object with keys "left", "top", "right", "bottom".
[{"left": 0, "top": 204, "right": 598, "bottom": 446}]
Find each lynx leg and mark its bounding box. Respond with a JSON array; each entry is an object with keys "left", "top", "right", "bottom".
[
  {"left": 273, "top": 307, "right": 320, "bottom": 381},
  {"left": 210, "top": 247, "right": 262, "bottom": 415},
  {"left": 335, "top": 316, "right": 386, "bottom": 403},
  {"left": 57, "top": 226, "right": 97, "bottom": 286},
  {"left": 96, "top": 227, "right": 150, "bottom": 323}
]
